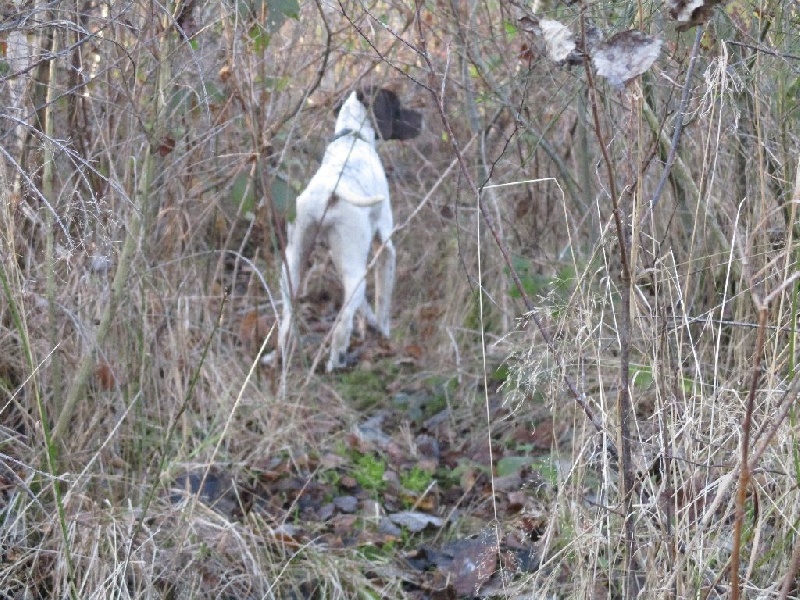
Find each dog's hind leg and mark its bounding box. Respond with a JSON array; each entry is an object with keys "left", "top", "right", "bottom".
[
  {"left": 357, "top": 299, "right": 379, "bottom": 332},
  {"left": 329, "top": 273, "right": 368, "bottom": 371},
  {"left": 373, "top": 234, "right": 396, "bottom": 339},
  {"left": 328, "top": 229, "right": 371, "bottom": 371},
  {"left": 279, "top": 221, "right": 314, "bottom": 363}
]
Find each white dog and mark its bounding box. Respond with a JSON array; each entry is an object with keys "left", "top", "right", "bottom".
[{"left": 279, "top": 88, "right": 421, "bottom": 371}]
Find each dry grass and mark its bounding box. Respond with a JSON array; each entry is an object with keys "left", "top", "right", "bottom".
[{"left": 2, "top": 0, "right": 800, "bottom": 597}]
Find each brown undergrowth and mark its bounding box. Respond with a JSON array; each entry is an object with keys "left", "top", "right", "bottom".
[{"left": 2, "top": 0, "right": 800, "bottom": 598}]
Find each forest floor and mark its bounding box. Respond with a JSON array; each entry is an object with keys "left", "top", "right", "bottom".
[{"left": 176, "top": 252, "right": 567, "bottom": 598}]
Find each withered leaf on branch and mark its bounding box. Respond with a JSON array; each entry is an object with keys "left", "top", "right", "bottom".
[
  {"left": 518, "top": 15, "right": 662, "bottom": 85},
  {"left": 591, "top": 30, "right": 662, "bottom": 89},
  {"left": 565, "top": 24, "right": 604, "bottom": 65},
  {"left": 518, "top": 16, "right": 576, "bottom": 64},
  {"left": 668, "top": 0, "right": 724, "bottom": 30}
]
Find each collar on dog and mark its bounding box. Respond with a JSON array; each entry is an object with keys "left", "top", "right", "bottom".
[{"left": 333, "top": 128, "right": 369, "bottom": 143}]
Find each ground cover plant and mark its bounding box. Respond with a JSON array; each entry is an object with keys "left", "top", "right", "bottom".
[{"left": 1, "top": 0, "right": 800, "bottom": 597}]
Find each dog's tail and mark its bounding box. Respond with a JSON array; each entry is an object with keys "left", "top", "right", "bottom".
[{"left": 334, "top": 189, "right": 385, "bottom": 207}]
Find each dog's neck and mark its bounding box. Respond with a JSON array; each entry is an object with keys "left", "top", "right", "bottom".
[
  {"left": 332, "top": 128, "right": 371, "bottom": 143},
  {"left": 334, "top": 92, "right": 378, "bottom": 145}
]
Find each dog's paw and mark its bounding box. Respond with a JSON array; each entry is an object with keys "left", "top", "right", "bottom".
[
  {"left": 326, "top": 350, "right": 361, "bottom": 372},
  {"left": 326, "top": 354, "right": 347, "bottom": 372}
]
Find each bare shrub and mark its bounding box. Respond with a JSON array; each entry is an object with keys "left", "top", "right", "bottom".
[{"left": 1, "top": 0, "right": 799, "bottom": 597}]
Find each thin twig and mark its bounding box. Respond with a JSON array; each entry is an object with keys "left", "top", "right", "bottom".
[
  {"left": 579, "top": 7, "right": 636, "bottom": 596},
  {"left": 725, "top": 39, "right": 800, "bottom": 61},
  {"left": 730, "top": 306, "right": 767, "bottom": 600},
  {"left": 778, "top": 529, "right": 800, "bottom": 599},
  {"left": 647, "top": 26, "right": 704, "bottom": 213}
]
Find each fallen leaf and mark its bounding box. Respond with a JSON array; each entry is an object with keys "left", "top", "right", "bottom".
[
  {"left": 157, "top": 136, "right": 175, "bottom": 156},
  {"left": 404, "top": 343, "right": 424, "bottom": 360},
  {"left": 333, "top": 495, "right": 358, "bottom": 513},
  {"left": 388, "top": 511, "right": 444, "bottom": 532},
  {"left": 340, "top": 475, "right": 358, "bottom": 490},
  {"left": 319, "top": 452, "right": 347, "bottom": 469},
  {"left": 331, "top": 513, "right": 358, "bottom": 535},
  {"left": 459, "top": 465, "right": 479, "bottom": 492},
  {"left": 415, "top": 434, "right": 441, "bottom": 461},
  {"left": 530, "top": 420, "right": 556, "bottom": 449},
  {"left": 437, "top": 529, "right": 499, "bottom": 597},
  {"left": 94, "top": 361, "right": 116, "bottom": 390},
  {"left": 239, "top": 310, "right": 275, "bottom": 355},
  {"left": 318, "top": 503, "right": 335, "bottom": 521},
  {"left": 519, "top": 42, "right": 535, "bottom": 63},
  {"left": 273, "top": 524, "right": 302, "bottom": 547},
  {"left": 379, "top": 517, "right": 402, "bottom": 536},
  {"left": 493, "top": 472, "right": 523, "bottom": 493},
  {"left": 506, "top": 491, "right": 528, "bottom": 512},
  {"left": 496, "top": 455, "right": 534, "bottom": 477},
  {"left": 401, "top": 492, "right": 438, "bottom": 512}
]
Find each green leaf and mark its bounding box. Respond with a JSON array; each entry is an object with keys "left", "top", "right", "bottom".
[
  {"left": 491, "top": 364, "right": 509, "bottom": 383},
  {"left": 530, "top": 457, "right": 559, "bottom": 487},
  {"left": 496, "top": 456, "right": 533, "bottom": 477},
  {"left": 271, "top": 176, "right": 293, "bottom": 217},
  {"left": 787, "top": 76, "right": 800, "bottom": 99},
  {"left": 166, "top": 87, "right": 192, "bottom": 116},
  {"left": 237, "top": 0, "right": 298, "bottom": 51},
  {"left": 632, "top": 365, "right": 654, "bottom": 390},
  {"left": 248, "top": 25, "right": 271, "bottom": 52},
  {"left": 271, "top": 0, "right": 299, "bottom": 19},
  {"left": 196, "top": 81, "right": 226, "bottom": 105},
  {"left": 236, "top": 0, "right": 255, "bottom": 21},
  {"left": 231, "top": 173, "right": 256, "bottom": 213},
  {"left": 263, "top": 0, "right": 300, "bottom": 32},
  {"left": 264, "top": 76, "right": 291, "bottom": 91}
]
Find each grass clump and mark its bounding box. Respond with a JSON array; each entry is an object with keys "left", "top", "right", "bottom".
[
  {"left": 352, "top": 453, "right": 387, "bottom": 494},
  {"left": 400, "top": 465, "right": 433, "bottom": 494}
]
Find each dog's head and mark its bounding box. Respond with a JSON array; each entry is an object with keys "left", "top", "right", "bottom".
[
  {"left": 335, "top": 87, "right": 422, "bottom": 142},
  {"left": 357, "top": 87, "right": 422, "bottom": 141}
]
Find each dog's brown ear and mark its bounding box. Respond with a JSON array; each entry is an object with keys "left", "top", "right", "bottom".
[
  {"left": 355, "top": 87, "right": 423, "bottom": 140},
  {"left": 369, "top": 88, "right": 422, "bottom": 141},
  {"left": 389, "top": 108, "right": 422, "bottom": 141},
  {"left": 368, "top": 88, "right": 398, "bottom": 140}
]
